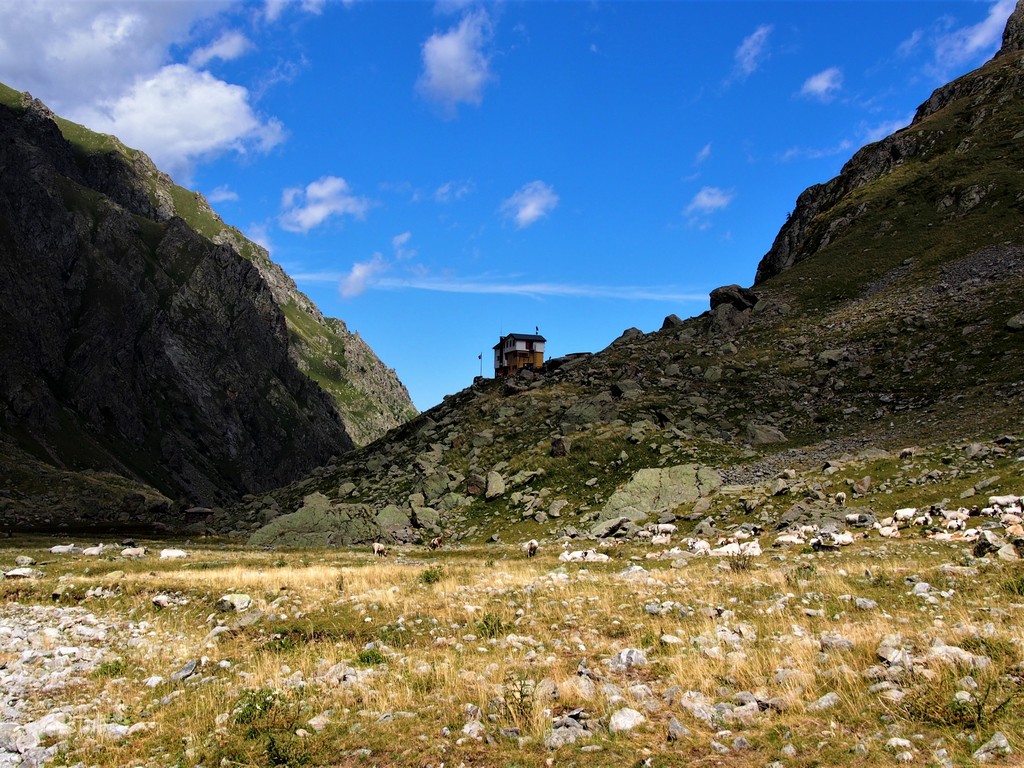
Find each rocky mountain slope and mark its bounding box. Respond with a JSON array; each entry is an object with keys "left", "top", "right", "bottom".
[
  {"left": 224, "top": 4, "right": 1024, "bottom": 547},
  {"left": 0, "top": 86, "right": 415, "bottom": 530}
]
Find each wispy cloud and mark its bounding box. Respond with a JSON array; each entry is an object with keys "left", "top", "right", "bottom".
[
  {"left": 207, "top": 185, "right": 239, "bottom": 203},
  {"left": 264, "top": 0, "right": 328, "bottom": 24},
  {"left": 372, "top": 276, "right": 706, "bottom": 302},
  {"left": 188, "top": 31, "right": 251, "bottom": 68},
  {"left": 934, "top": 0, "right": 1015, "bottom": 71},
  {"left": 799, "top": 67, "right": 843, "bottom": 101},
  {"left": 340, "top": 253, "right": 386, "bottom": 298},
  {"left": 392, "top": 231, "right": 417, "bottom": 260},
  {"left": 501, "top": 181, "right": 559, "bottom": 228},
  {"left": 433, "top": 179, "right": 474, "bottom": 203},
  {"left": 778, "top": 139, "right": 853, "bottom": 163},
  {"left": 733, "top": 24, "right": 773, "bottom": 79},
  {"left": 862, "top": 113, "right": 915, "bottom": 143},
  {"left": 686, "top": 186, "right": 734, "bottom": 215},
  {"left": 279, "top": 176, "right": 372, "bottom": 233},
  {"left": 694, "top": 143, "right": 712, "bottom": 165},
  {"left": 417, "top": 9, "right": 494, "bottom": 116}
]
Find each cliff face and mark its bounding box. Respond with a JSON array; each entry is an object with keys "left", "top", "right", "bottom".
[
  {"left": 0, "top": 90, "right": 368, "bottom": 518},
  {"left": 755, "top": 1, "right": 1024, "bottom": 284}
]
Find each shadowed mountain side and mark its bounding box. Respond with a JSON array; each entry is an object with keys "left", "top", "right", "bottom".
[{"left": 0, "top": 88, "right": 412, "bottom": 530}]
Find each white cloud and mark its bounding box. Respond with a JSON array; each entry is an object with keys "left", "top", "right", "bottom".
[
  {"left": 0, "top": 1, "right": 219, "bottom": 109},
  {"left": 934, "top": 0, "right": 1015, "bottom": 70},
  {"left": 778, "top": 139, "right": 854, "bottom": 163},
  {"left": 694, "top": 143, "right": 712, "bottom": 165},
  {"left": 340, "top": 253, "right": 386, "bottom": 298},
  {"left": 279, "top": 175, "right": 372, "bottom": 233},
  {"left": 73, "top": 65, "right": 284, "bottom": 180},
  {"left": 264, "top": 0, "right": 327, "bottom": 23},
  {"left": 861, "top": 113, "right": 915, "bottom": 144},
  {"left": 799, "top": 67, "right": 843, "bottom": 101},
  {"left": 207, "top": 185, "right": 239, "bottom": 202},
  {"left": 734, "top": 24, "right": 773, "bottom": 79},
  {"left": 433, "top": 179, "right": 474, "bottom": 203},
  {"left": 417, "top": 9, "right": 494, "bottom": 115},
  {"left": 501, "top": 181, "right": 559, "bottom": 229},
  {"left": 392, "top": 231, "right": 417, "bottom": 260},
  {"left": 189, "top": 30, "right": 251, "bottom": 68},
  {"left": 685, "top": 186, "right": 735, "bottom": 216},
  {"left": 0, "top": 3, "right": 285, "bottom": 181}
]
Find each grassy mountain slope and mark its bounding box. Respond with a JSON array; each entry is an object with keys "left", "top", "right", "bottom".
[{"left": 223, "top": 8, "right": 1024, "bottom": 546}]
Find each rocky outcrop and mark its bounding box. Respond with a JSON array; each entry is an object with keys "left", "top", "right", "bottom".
[
  {"left": 0, "top": 92, "right": 360, "bottom": 516},
  {"left": 754, "top": 1, "right": 1024, "bottom": 284}
]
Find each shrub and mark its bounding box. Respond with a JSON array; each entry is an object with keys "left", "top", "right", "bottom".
[
  {"left": 476, "top": 613, "right": 507, "bottom": 639},
  {"left": 356, "top": 648, "right": 387, "bottom": 666},
  {"left": 233, "top": 688, "right": 278, "bottom": 725},
  {"left": 419, "top": 565, "right": 445, "bottom": 585}
]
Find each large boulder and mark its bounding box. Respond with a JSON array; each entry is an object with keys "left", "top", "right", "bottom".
[
  {"left": 709, "top": 284, "right": 759, "bottom": 311},
  {"left": 248, "top": 493, "right": 381, "bottom": 547},
  {"left": 598, "top": 465, "right": 722, "bottom": 524}
]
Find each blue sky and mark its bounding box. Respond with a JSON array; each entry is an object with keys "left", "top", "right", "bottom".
[{"left": 0, "top": 0, "right": 1015, "bottom": 410}]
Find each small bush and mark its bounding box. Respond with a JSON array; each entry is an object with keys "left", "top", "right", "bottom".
[
  {"left": 233, "top": 688, "right": 278, "bottom": 725},
  {"left": 502, "top": 671, "right": 536, "bottom": 726},
  {"left": 419, "top": 565, "right": 445, "bottom": 585},
  {"left": 729, "top": 552, "right": 755, "bottom": 572},
  {"left": 93, "top": 659, "right": 127, "bottom": 678},
  {"left": 476, "top": 613, "right": 507, "bottom": 639},
  {"left": 356, "top": 648, "right": 387, "bottom": 666}
]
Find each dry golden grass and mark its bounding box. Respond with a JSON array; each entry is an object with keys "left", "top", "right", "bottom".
[{"left": 1, "top": 538, "right": 1022, "bottom": 767}]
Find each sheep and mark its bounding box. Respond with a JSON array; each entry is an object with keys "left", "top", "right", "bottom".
[
  {"left": 834, "top": 491, "right": 847, "bottom": 506},
  {"left": 876, "top": 525, "right": 900, "bottom": 539},
  {"left": 558, "top": 549, "right": 610, "bottom": 563},
  {"left": 989, "top": 494, "right": 1020, "bottom": 508},
  {"left": 893, "top": 507, "right": 918, "bottom": 525},
  {"left": 774, "top": 532, "right": 807, "bottom": 547},
  {"left": 428, "top": 536, "right": 443, "bottom": 551},
  {"left": 686, "top": 538, "right": 712, "bottom": 555},
  {"left": 120, "top": 546, "right": 148, "bottom": 558},
  {"left": 912, "top": 514, "right": 933, "bottom": 527},
  {"left": 650, "top": 533, "right": 672, "bottom": 546},
  {"left": 49, "top": 544, "right": 77, "bottom": 554},
  {"left": 82, "top": 544, "right": 107, "bottom": 556},
  {"left": 159, "top": 548, "right": 189, "bottom": 559},
  {"left": 372, "top": 542, "right": 388, "bottom": 558},
  {"left": 654, "top": 523, "right": 678, "bottom": 534},
  {"left": 523, "top": 539, "right": 539, "bottom": 558}
]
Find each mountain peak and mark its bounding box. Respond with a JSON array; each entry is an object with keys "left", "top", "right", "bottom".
[{"left": 997, "top": 0, "right": 1024, "bottom": 57}]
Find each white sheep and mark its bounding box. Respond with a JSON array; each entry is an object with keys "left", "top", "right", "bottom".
[
  {"left": 522, "top": 539, "right": 539, "bottom": 557},
  {"left": 159, "top": 548, "right": 189, "bottom": 559},
  {"left": 372, "top": 542, "right": 388, "bottom": 558},
  {"left": 893, "top": 508, "right": 917, "bottom": 524},
  {"left": 650, "top": 533, "right": 672, "bottom": 546},
  {"left": 121, "top": 546, "right": 148, "bottom": 558}
]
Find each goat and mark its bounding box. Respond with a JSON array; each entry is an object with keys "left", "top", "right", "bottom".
[
  {"left": 372, "top": 542, "right": 388, "bottom": 558},
  {"left": 523, "top": 539, "right": 539, "bottom": 557}
]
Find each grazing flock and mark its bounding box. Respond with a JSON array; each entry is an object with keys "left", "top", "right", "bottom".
[{"left": 14, "top": 493, "right": 1019, "bottom": 575}]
